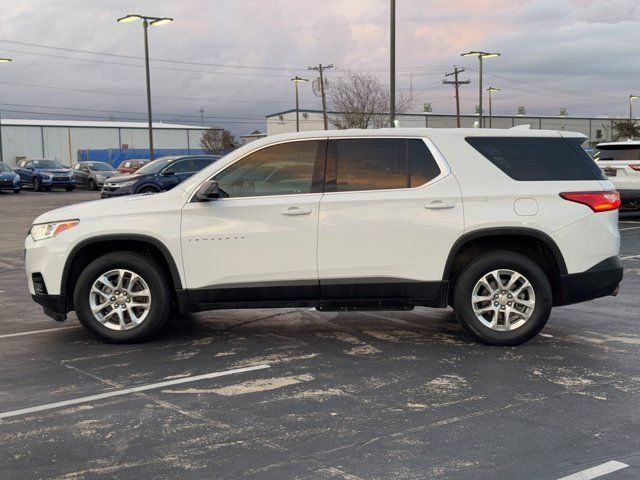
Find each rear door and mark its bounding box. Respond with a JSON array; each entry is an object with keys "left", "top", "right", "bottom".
[{"left": 317, "top": 137, "right": 463, "bottom": 302}]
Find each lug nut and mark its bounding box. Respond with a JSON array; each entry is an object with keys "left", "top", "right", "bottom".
[
  {"left": 494, "top": 302, "right": 499, "bottom": 306},
  {"left": 494, "top": 294, "right": 498, "bottom": 299},
  {"left": 110, "top": 296, "right": 115, "bottom": 301},
  {"left": 126, "top": 298, "right": 131, "bottom": 302},
  {"left": 508, "top": 302, "right": 513, "bottom": 306},
  {"left": 508, "top": 294, "right": 513, "bottom": 299},
  {"left": 500, "top": 306, "right": 506, "bottom": 310}
]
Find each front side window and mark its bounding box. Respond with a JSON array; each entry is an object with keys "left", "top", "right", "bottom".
[
  {"left": 32, "top": 160, "right": 64, "bottom": 169},
  {"left": 327, "top": 138, "right": 441, "bottom": 192},
  {"left": 214, "top": 141, "right": 325, "bottom": 198},
  {"left": 166, "top": 159, "right": 196, "bottom": 174}
]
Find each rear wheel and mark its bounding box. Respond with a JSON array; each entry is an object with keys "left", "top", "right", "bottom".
[
  {"left": 74, "top": 252, "right": 171, "bottom": 343},
  {"left": 452, "top": 251, "right": 552, "bottom": 346}
]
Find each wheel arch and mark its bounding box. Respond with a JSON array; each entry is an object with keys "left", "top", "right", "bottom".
[
  {"left": 135, "top": 183, "right": 161, "bottom": 193},
  {"left": 443, "top": 227, "right": 567, "bottom": 305},
  {"left": 61, "top": 234, "right": 182, "bottom": 310}
]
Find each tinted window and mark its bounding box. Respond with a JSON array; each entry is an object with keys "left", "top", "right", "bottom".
[
  {"left": 167, "top": 159, "right": 196, "bottom": 173},
  {"left": 0, "top": 163, "right": 11, "bottom": 172},
  {"left": 335, "top": 139, "right": 408, "bottom": 191},
  {"left": 215, "top": 141, "right": 324, "bottom": 198},
  {"left": 409, "top": 140, "right": 441, "bottom": 187},
  {"left": 465, "top": 137, "right": 605, "bottom": 181},
  {"left": 32, "top": 160, "right": 64, "bottom": 169},
  {"left": 331, "top": 138, "right": 440, "bottom": 192},
  {"left": 595, "top": 145, "right": 640, "bottom": 161},
  {"left": 193, "top": 157, "right": 215, "bottom": 170}
]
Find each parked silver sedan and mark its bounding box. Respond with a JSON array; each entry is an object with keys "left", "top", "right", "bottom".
[{"left": 72, "top": 161, "right": 118, "bottom": 190}]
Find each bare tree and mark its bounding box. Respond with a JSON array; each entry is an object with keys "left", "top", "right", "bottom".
[
  {"left": 612, "top": 119, "right": 640, "bottom": 141},
  {"left": 328, "top": 72, "right": 412, "bottom": 129},
  {"left": 200, "top": 128, "right": 236, "bottom": 153}
]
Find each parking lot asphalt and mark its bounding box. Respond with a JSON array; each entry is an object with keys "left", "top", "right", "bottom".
[{"left": 0, "top": 189, "right": 639, "bottom": 480}]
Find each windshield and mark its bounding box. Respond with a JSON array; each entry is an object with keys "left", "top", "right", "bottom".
[
  {"left": 0, "top": 163, "right": 12, "bottom": 172},
  {"left": 595, "top": 145, "right": 640, "bottom": 161},
  {"left": 88, "top": 162, "right": 114, "bottom": 171},
  {"left": 32, "top": 159, "right": 65, "bottom": 169},
  {"left": 135, "top": 158, "right": 174, "bottom": 175}
]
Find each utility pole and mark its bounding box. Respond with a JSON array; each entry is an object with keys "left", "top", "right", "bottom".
[
  {"left": 291, "top": 76, "right": 308, "bottom": 132},
  {"left": 308, "top": 63, "right": 334, "bottom": 130},
  {"left": 390, "top": 0, "right": 396, "bottom": 127},
  {"left": 443, "top": 67, "right": 470, "bottom": 128},
  {"left": 199, "top": 107, "right": 205, "bottom": 126}
]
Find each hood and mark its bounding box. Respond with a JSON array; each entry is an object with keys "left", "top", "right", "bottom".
[
  {"left": 94, "top": 170, "right": 117, "bottom": 178},
  {"left": 33, "top": 188, "right": 185, "bottom": 224},
  {"left": 0, "top": 171, "right": 18, "bottom": 178},
  {"left": 106, "top": 172, "right": 152, "bottom": 184}
]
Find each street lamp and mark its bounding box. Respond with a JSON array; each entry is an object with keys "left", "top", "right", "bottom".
[
  {"left": 630, "top": 94, "right": 639, "bottom": 120},
  {"left": 487, "top": 87, "right": 500, "bottom": 128},
  {"left": 0, "top": 57, "right": 12, "bottom": 164},
  {"left": 461, "top": 51, "right": 500, "bottom": 128},
  {"left": 390, "top": 0, "right": 396, "bottom": 128},
  {"left": 290, "top": 76, "right": 308, "bottom": 132},
  {"left": 117, "top": 14, "right": 173, "bottom": 161}
]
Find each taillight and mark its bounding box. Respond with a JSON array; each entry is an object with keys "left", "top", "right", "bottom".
[
  {"left": 560, "top": 191, "right": 620, "bottom": 212},
  {"left": 629, "top": 165, "right": 640, "bottom": 171}
]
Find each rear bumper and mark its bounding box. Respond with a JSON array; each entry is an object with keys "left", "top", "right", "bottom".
[{"left": 557, "top": 256, "right": 623, "bottom": 306}]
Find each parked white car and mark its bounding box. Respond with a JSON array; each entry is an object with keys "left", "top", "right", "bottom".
[
  {"left": 594, "top": 140, "right": 640, "bottom": 211},
  {"left": 25, "top": 128, "right": 623, "bottom": 346}
]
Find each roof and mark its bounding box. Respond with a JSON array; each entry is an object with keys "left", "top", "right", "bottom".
[
  {"left": 596, "top": 140, "right": 640, "bottom": 147},
  {"left": 0, "top": 119, "right": 208, "bottom": 129}
]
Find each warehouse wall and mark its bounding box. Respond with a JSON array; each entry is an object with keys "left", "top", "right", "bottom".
[{"left": 0, "top": 126, "right": 207, "bottom": 167}]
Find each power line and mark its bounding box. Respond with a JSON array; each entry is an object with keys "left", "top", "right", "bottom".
[{"left": 443, "top": 67, "right": 471, "bottom": 127}]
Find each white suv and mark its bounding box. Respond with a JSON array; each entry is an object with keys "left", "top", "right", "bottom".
[
  {"left": 25, "top": 129, "right": 623, "bottom": 346},
  {"left": 594, "top": 140, "right": 640, "bottom": 211}
]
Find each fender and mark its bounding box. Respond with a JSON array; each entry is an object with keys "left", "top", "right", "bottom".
[
  {"left": 442, "top": 227, "right": 568, "bottom": 280},
  {"left": 60, "top": 234, "right": 183, "bottom": 298}
]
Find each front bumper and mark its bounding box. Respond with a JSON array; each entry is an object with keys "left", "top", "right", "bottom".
[
  {"left": 101, "top": 185, "right": 134, "bottom": 198},
  {"left": 557, "top": 256, "right": 623, "bottom": 306}
]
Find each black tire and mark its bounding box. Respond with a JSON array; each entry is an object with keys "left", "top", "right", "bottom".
[
  {"left": 138, "top": 186, "right": 159, "bottom": 194},
  {"left": 33, "top": 177, "right": 42, "bottom": 192},
  {"left": 73, "top": 251, "right": 171, "bottom": 343},
  {"left": 65, "top": 186, "right": 75, "bottom": 192},
  {"left": 452, "top": 251, "right": 552, "bottom": 346},
  {"left": 13, "top": 188, "right": 20, "bottom": 194},
  {"left": 88, "top": 179, "right": 97, "bottom": 191}
]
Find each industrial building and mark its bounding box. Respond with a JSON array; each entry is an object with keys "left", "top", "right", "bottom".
[
  {"left": 0, "top": 119, "right": 208, "bottom": 167},
  {"left": 266, "top": 109, "right": 626, "bottom": 145}
]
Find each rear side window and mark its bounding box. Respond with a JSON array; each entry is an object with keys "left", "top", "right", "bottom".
[
  {"left": 595, "top": 145, "right": 640, "bottom": 161},
  {"left": 329, "top": 138, "right": 441, "bottom": 192},
  {"left": 465, "top": 137, "right": 605, "bottom": 181}
]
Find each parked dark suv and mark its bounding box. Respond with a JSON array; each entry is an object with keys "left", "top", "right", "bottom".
[
  {"left": 15, "top": 159, "right": 75, "bottom": 192},
  {"left": 101, "top": 155, "right": 220, "bottom": 198}
]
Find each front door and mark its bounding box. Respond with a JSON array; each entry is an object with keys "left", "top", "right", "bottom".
[
  {"left": 317, "top": 137, "right": 463, "bottom": 302},
  {"left": 181, "top": 139, "right": 327, "bottom": 304}
]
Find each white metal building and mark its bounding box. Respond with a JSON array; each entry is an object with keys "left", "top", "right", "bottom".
[
  {"left": 0, "top": 119, "right": 208, "bottom": 167},
  {"left": 266, "top": 109, "right": 625, "bottom": 146}
]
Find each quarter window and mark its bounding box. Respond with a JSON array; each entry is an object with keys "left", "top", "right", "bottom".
[{"left": 214, "top": 141, "right": 325, "bottom": 198}]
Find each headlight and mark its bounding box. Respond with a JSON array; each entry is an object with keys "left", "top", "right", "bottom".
[
  {"left": 13, "top": 175, "right": 20, "bottom": 183},
  {"left": 30, "top": 220, "right": 79, "bottom": 242},
  {"left": 42, "top": 174, "right": 52, "bottom": 180},
  {"left": 112, "top": 180, "right": 136, "bottom": 188},
  {"left": 96, "top": 174, "right": 106, "bottom": 182}
]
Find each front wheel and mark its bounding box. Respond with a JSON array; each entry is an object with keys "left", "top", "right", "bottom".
[
  {"left": 138, "top": 186, "right": 159, "bottom": 194},
  {"left": 33, "top": 177, "right": 42, "bottom": 192},
  {"left": 74, "top": 252, "right": 171, "bottom": 343},
  {"left": 88, "top": 179, "right": 97, "bottom": 191},
  {"left": 13, "top": 188, "right": 20, "bottom": 194},
  {"left": 65, "top": 186, "right": 75, "bottom": 192},
  {"left": 452, "top": 251, "right": 552, "bottom": 346}
]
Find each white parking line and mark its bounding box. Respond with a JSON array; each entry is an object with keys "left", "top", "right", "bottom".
[
  {"left": 0, "top": 364, "right": 270, "bottom": 420},
  {"left": 620, "top": 226, "right": 640, "bottom": 231},
  {"left": 556, "top": 461, "right": 628, "bottom": 480},
  {"left": 621, "top": 255, "right": 640, "bottom": 260},
  {"left": 0, "top": 326, "right": 82, "bottom": 339}
]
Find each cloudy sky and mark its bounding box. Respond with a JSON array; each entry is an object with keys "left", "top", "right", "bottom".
[{"left": 0, "top": 0, "right": 639, "bottom": 135}]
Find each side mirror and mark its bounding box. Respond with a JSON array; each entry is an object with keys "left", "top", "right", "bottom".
[
  {"left": 195, "top": 180, "right": 220, "bottom": 201},
  {"left": 161, "top": 170, "right": 175, "bottom": 176}
]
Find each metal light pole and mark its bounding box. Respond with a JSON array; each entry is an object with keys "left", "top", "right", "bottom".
[
  {"left": 461, "top": 51, "right": 500, "bottom": 128},
  {"left": 117, "top": 14, "right": 173, "bottom": 161},
  {"left": 487, "top": 87, "right": 500, "bottom": 128},
  {"left": 291, "top": 76, "right": 308, "bottom": 132},
  {"left": 390, "top": 0, "right": 396, "bottom": 127},
  {"left": 630, "top": 95, "right": 639, "bottom": 120},
  {"left": 0, "top": 57, "right": 12, "bottom": 164}
]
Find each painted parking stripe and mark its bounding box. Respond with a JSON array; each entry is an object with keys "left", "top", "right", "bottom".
[
  {"left": 0, "top": 326, "right": 82, "bottom": 339},
  {"left": 621, "top": 255, "right": 640, "bottom": 260},
  {"left": 556, "top": 461, "right": 628, "bottom": 480},
  {"left": 0, "top": 364, "right": 270, "bottom": 420},
  {"left": 620, "top": 226, "right": 640, "bottom": 231}
]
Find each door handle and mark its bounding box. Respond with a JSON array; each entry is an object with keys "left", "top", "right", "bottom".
[
  {"left": 424, "top": 200, "right": 455, "bottom": 209},
  {"left": 280, "top": 206, "right": 312, "bottom": 216}
]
